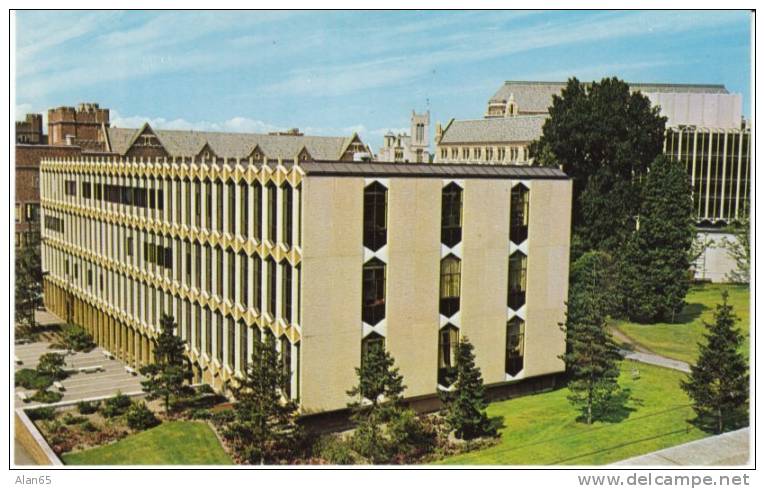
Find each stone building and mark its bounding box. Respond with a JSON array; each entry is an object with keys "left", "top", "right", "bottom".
[
  {"left": 48, "top": 102, "right": 110, "bottom": 150},
  {"left": 16, "top": 113, "right": 45, "bottom": 144},
  {"left": 40, "top": 146, "right": 572, "bottom": 413},
  {"left": 377, "top": 110, "right": 430, "bottom": 163}
]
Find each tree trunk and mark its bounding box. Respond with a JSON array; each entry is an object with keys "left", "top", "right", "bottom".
[{"left": 718, "top": 408, "right": 723, "bottom": 434}]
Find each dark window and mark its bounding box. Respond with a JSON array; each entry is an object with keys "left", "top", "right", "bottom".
[
  {"left": 438, "top": 325, "right": 459, "bottom": 386},
  {"left": 254, "top": 257, "right": 262, "bottom": 312},
  {"left": 205, "top": 308, "right": 212, "bottom": 356},
  {"left": 126, "top": 237, "right": 133, "bottom": 257},
  {"left": 227, "top": 317, "right": 235, "bottom": 369},
  {"left": 216, "top": 181, "right": 223, "bottom": 232},
  {"left": 240, "top": 321, "right": 248, "bottom": 372},
  {"left": 506, "top": 318, "right": 525, "bottom": 376},
  {"left": 267, "top": 258, "right": 276, "bottom": 316},
  {"left": 82, "top": 181, "right": 92, "bottom": 199},
  {"left": 194, "top": 180, "right": 201, "bottom": 228},
  {"left": 240, "top": 183, "right": 249, "bottom": 238},
  {"left": 281, "top": 261, "right": 292, "bottom": 323},
  {"left": 267, "top": 183, "right": 277, "bottom": 242},
  {"left": 227, "top": 250, "right": 235, "bottom": 302},
  {"left": 94, "top": 183, "right": 102, "bottom": 200},
  {"left": 227, "top": 182, "right": 236, "bottom": 234},
  {"left": 216, "top": 247, "right": 223, "bottom": 296},
  {"left": 205, "top": 180, "right": 212, "bottom": 229},
  {"left": 240, "top": 252, "right": 248, "bottom": 308},
  {"left": 510, "top": 184, "right": 529, "bottom": 244},
  {"left": 362, "top": 258, "right": 386, "bottom": 325},
  {"left": 254, "top": 183, "right": 263, "bottom": 242},
  {"left": 194, "top": 243, "right": 201, "bottom": 289},
  {"left": 216, "top": 312, "right": 223, "bottom": 362},
  {"left": 184, "top": 179, "right": 191, "bottom": 225},
  {"left": 195, "top": 304, "right": 201, "bottom": 351},
  {"left": 508, "top": 252, "right": 527, "bottom": 310},
  {"left": 281, "top": 336, "right": 292, "bottom": 397},
  {"left": 439, "top": 255, "right": 461, "bottom": 317},
  {"left": 185, "top": 242, "right": 192, "bottom": 285},
  {"left": 363, "top": 182, "right": 387, "bottom": 251},
  {"left": 65, "top": 180, "right": 77, "bottom": 196},
  {"left": 282, "top": 183, "right": 293, "bottom": 247},
  {"left": 205, "top": 245, "right": 212, "bottom": 292},
  {"left": 441, "top": 183, "right": 462, "bottom": 247}
]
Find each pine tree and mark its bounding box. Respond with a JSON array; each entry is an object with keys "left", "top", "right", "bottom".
[
  {"left": 562, "top": 255, "right": 622, "bottom": 424},
  {"left": 723, "top": 215, "right": 750, "bottom": 284},
  {"left": 15, "top": 232, "right": 44, "bottom": 333},
  {"left": 619, "top": 155, "right": 695, "bottom": 323},
  {"left": 224, "top": 334, "right": 301, "bottom": 464},
  {"left": 346, "top": 341, "right": 406, "bottom": 464},
  {"left": 681, "top": 292, "right": 749, "bottom": 434},
  {"left": 139, "top": 314, "right": 193, "bottom": 414},
  {"left": 439, "top": 337, "right": 500, "bottom": 440}
]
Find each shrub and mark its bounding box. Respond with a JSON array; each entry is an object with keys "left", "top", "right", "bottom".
[
  {"left": 195, "top": 384, "right": 216, "bottom": 396},
  {"left": 15, "top": 368, "right": 53, "bottom": 390},
  {"left": 189, "top": 407, "right": 212, "bottom": 420},
  {"left": 62, "top": 413, "right": 88, "bottom": 425},
  {"left": 125, "top": 402, "right": 160, "bottom": 431},
  {"left": 312, "top": 435, "right": 360, "bottom": 465},
  {"left": 81, "top": 421, "right": 98, "bottom": 432},
  {"left": 61, "top": 324, "right": 95, "bottom": 352},
  {"left": 37, "top": 353, "right": 67, "bottom": 380},
  {"left": 30, "top": 389, "right": 63, "bottom": 404},
  {"left": 100, "top": 392, "right": 132, "bottom": 418},
  {"left": 210, "top": 408, "right": 235, "bottom": 426},
  {"left": 387, "top": 409, "right": 438, "bottom": 462},
  {"left": 27, "top": 406, "right": 56, "bottom": 421},
  {"left": 77, "top": 400, "right": 100, "bottom": 414}
]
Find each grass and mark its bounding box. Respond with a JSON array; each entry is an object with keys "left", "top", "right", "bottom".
[
  {"left": 612, "top": 283, "right": 750, "bottom": 364},
  {"left": 61, "top": 421, "right": 232, "bottom": 465},
  {"left": 438, "top": 361, "right": 705, "bottom": 465}
]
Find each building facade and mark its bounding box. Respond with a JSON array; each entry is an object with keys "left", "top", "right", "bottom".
[
  {"left": 40, "top": 151, "right": 571, "bottom": 413},
  {"left": 435, "top": 80, "right": 750, "bottom": 225},
  {"left": 378, "top": 111, "right": 430, "bottom": 163}
]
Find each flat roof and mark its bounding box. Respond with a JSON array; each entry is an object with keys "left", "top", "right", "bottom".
[{"left": 302, "top": 161, "right": 569, "bottom": 179}]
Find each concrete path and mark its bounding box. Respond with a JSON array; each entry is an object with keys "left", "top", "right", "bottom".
[
  {"left": 614, "top": 428, "right": 750, "bottom": 466},
  {"left": 621, "top": 349, "right": 691, "bottom": 373}
]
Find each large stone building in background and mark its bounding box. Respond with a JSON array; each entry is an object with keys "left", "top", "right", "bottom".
[
  {"left": 377, "top": 110, "right": 430, "bottom": 163},
  {"left": 40, "top": 134, "right": 572, "bottom": 412},
  {"left": 434, "top": 80, "right": 750, "bottom": 282}
]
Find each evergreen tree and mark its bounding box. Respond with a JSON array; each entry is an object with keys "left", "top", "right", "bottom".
[
  {"left": 681, "top": 292, "right": 749, "bottom": 434},
  {"left": 562, "top": 255, "right": 622, "bottom": 424},
  {"left": 530, "top": 77, "right": 666, "bottom": 254},
  {"left": 15, "top": 232, "right": 44, "bottom": 332},
  {"left": 723, "top": 215, "right": 750, "bottom": 284},
  {"left": 439, "top": 337, "right": 500, "bottom": 440},
  {"left": 224, "top": 334, "right": 301, "bottom": 464},
  {"left": 346, "top": 341, "right": 406, "bottom": 464},
  {"left": 619, "top": 155, "right": 695, "bottom": 323},
  {"left": 139, "top": 314, "right": 193, "bottom": 414}
]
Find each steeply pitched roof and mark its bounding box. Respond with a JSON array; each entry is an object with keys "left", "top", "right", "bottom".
[
  {"left": 488, "top": 81, "right": 729, "bottom": 113},
  {"left": 439, "top": 115, "right": 547, "bottom": 144},
  {"left": 106, "top": 126, "right": 359, "bottom": 160}
]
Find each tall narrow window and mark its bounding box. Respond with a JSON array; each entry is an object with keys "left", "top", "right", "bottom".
[
  {"left": 185, "top": 242, "right": 192, "bottom": 286},
  {"left": 227, "top": 181, "right": 236, "bottom": 235},
  {"left": 439, "top": 255, "right": 461, "bottom": 317},
  {"left": 240, "top": 252, "right": 248, "bottom": 309},
  {"left": 267, "top": 183, "right": 277, "bottom": 242},
  {"left": 296, "top": 264, "right": 301, "bottom": 325},
  {"left": 281, "top": 261, "right": 292, "bottom": 323},
  {"left": 510, "top": 184, "right": 529, "bottom": 244},
  {"left": 361, "top": 333, "right": 385, "bottom": 371},
  {"left": 281, "top": 336, "right": 292, "bottom": 397},
  {"left": 254, "top": 256, "right": 262, "bottom": 312},
  {"left": 240, "top": 182, "right": 249, "bottom": 238},
  {"left": 506, "top": 318, "right": 525, "bottom": 376},
  {"left": 194, "top": 179, "right": 201, "bottom": 228},
  {"left": 282, "top": 183, "right": 293, "bottom": 247},
  {"left": 205, "top": 245, "right": 212, "bottom": 292},
  {"left": 362, "top": 258, "right": 386, "bottom": 325},
  {"left": 216, "top": 181, "right": 223, "bottom": 232},
  {"left": 194, "top": 242, "right": 201, "bottom": 289},
  {"left": 254, "top": 182, "right": 262, "bottom": 242},
  {"left": 227, "top": 249, "right": 235, "bottom": 302},
  {"left": 204, "top": 180, "right": 212, "bottom": 229},
  {"left": 239, "top": 321, "right": 248, "bottom": 373},
  {"left": 216, "top": 312, "right": 223, "bottom": 362},
  {"left": 227, "top": 317, "right": 235, "bottom": 369},
  {"left": 363, "top": 182, "right": 387, "bottom": 251},
  {"left": 438, "top": 325, "right": 459, "bottom": 386},
  {"left": 441, "top": 183, "right": 462, "bottom": 247},
  {"left": 216, "top": 247, "right": 223, "bottom": 297},
  {"left": 194, "top": 304, "right": 201, "bottom": 351},
  {"left": 205, "top": 308, "right": 212, "bottom": 356},
  {"left": 184, "top": 178, "right": 191, "bottom": 226},
  {"left": 267, "top": 258, "right": 276, "bottom": 317},
  {"left": 296, "top": 183, "right": 302, "bottom": 246},
  {"left": 508, "top": 252, "right": 527, "bottom": 310}
]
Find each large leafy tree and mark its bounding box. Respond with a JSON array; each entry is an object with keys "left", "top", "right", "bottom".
[
  {"left": 530, "top": 77, "right": 666, "bottom": 253},
  {"left": 619, "top": 155, "right": 695, "bottom": 323},
  {"left": 681, "top": 292, "right": 749, "bottom": 434},
  {"left": 224, "top": 334, "right": 301, "bottom": 464},
  {"left": 15, "top": 232, "right": 44, "bottom": 332},
  {"left": 561, "top": 252, "right": 623, "bottom": 424},
  {"left": 139, "top": 314, "right": 193, "bottom": 414},
  {"left": 439, "top": 337, "right": 501, "bottom": 440}
]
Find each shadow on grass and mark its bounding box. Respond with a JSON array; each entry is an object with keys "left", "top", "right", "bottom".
[
  {"left": 582, "top": 388, "right": 639, "bottom": 424},
  {"left": 674, "top": 302, "right": 709, "bottom": 324}
]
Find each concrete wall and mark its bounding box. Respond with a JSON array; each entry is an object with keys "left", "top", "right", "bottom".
[{"left": 694, "top": 231, "right": 740, "bottom": 283}]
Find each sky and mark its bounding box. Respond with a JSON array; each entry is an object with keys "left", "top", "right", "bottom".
[{"left": 15, "top": 10, "right": 752, "bottom": 151}]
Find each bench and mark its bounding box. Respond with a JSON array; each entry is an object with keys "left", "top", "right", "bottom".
[
  {"left": 124, "top": 366, "right": 137, "bottom": 376},
  {"left": 102, "top": 350, "right": 114, "bottom": 359},
  {"left": 17, "top": 391, "right": 28, "bottom": 401},
  {"left": 53, "top": 381, "right": 65, "bottom": 391},
  {"left": 14, "top": 355, "right": 22, "bottom": 365},
  {"left": 79, "top": 365, "right": 103, "bottom": 373}
]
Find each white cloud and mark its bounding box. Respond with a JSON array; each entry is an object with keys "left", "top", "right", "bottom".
[{"left": 110, "top": 110, "right": 283, "bottom": 134}]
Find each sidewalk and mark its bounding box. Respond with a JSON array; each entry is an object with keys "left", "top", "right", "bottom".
[
  {"left": 613, "top": 428, "right": 750, "bottom": 466},
  {"left": 621, "top": 350, "right": 691, "bottom": 373}
]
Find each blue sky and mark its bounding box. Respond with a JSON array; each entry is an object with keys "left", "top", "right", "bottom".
[{"left": 15, "top": 10, "right": 751, "bottom": 151}]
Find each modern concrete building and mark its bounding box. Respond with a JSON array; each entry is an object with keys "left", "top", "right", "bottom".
[
  {"left": 39, "top": 139, "right": 572, "bottom": 413},
  {"left": 378, "top": 110, "right": 430, "bottom": 163}
]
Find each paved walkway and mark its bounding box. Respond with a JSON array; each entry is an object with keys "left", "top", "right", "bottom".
[
  {"left": 614, "top": 428, "right": 750, "bottom": 466},
  {"left": 621, "top": 350, "right": 691, "bottom": 373}
]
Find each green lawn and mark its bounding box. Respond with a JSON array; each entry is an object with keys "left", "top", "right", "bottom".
[
  {"left": 62, "top": 421, "right": 232, "bottom": 465},
  {"left": 612, "top": 283, "right": 750, "bottom": 364},
  {"left": 438, "top": 361, "right": 705, "bottom": 465}
]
